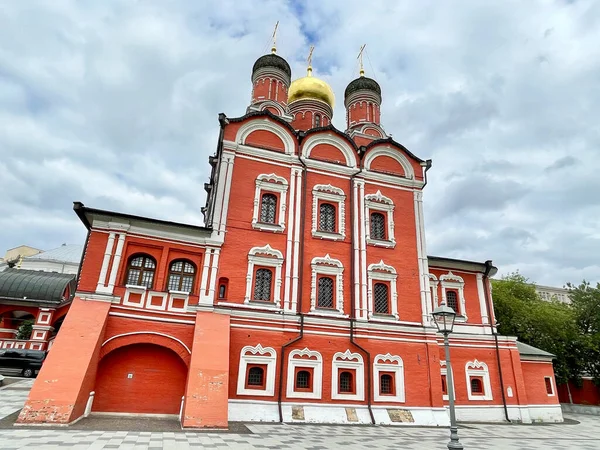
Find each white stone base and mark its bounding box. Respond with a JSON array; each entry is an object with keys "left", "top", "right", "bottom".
[
  {"left": 228, "top": 400, "right": 449, "bottom": 426},
  {"left": 454, "top": 404, "right": 563, "bottom": 424}
]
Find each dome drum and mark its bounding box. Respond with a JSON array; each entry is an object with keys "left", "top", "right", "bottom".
[{"left": 252, "top": 54, "right": 292, "bottom": 79}]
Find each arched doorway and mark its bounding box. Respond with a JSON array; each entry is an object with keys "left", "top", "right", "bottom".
[{"left": 93, "top": 343, "right": 188, "bottom": 415}]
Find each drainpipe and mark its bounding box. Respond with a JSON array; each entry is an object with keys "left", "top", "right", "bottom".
[
  {"left": 421, "top": 159, "right": 433, "bottom": 188},
  {"left": 349, "top": 163, "right": 375, "bottom": 425},
  {"left": 483, "top": 260, "right": 510, "bottom": 422},
  {"left": 277, "top": 137, "right": 308, "bottom": 423}
]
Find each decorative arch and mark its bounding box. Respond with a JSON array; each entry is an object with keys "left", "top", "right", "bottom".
[
  {"left": 332, "top": 350, "right": 364, "bottom": 400},
  {"left": 237, "top": 119, "right": 295, "bottom": 155},
  {"left": 301, "top": 133, "right": 358, "bottom": 168},
  {"left": 373, "top": 353, "right": 405, "bottom": 402},
  {"left": 100, "top": 332, "right": 191, "bottom": 367},
  {"left": 287, "top": 348, "right": 323, "bottom": 399},
  {"left": 465, "top": 359, "right": 493, "bottom": 400},
  {"left": 237, "top": 344, "right": 277, "bottom": 396},
  {"left": 363, "top": 146, "right": 415, "bottom": 179},
  {"left": 310, "top": 255, "right": 344, "bottom": 314}
]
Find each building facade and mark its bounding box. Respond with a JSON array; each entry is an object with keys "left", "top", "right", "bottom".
[{"left": 18, "top": 50, "right": 561, "bottom": 428}]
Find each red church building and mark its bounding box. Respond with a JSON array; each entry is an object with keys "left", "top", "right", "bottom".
[{"left": 18, "top": 48, "right": 562, "bottom": 428}]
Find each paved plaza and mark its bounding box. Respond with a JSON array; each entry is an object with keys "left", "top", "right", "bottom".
[{"left": 1, "top": 379, "right": 599, "bottom": 449}]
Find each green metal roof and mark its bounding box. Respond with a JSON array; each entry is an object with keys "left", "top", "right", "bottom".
[
  {"left": 0, "top": 269, "right": 75, "bottom": 305},
  {"left": 516, "top": 341, "right": 555, "bottom": 359}
]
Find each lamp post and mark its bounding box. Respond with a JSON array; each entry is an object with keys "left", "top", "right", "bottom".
[{"left": 432, "top": 303, "right": 463, "bottom": 450}]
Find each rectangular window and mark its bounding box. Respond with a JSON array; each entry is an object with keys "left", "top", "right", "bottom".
[
  {"left": 318, "top": 202, "right": 337, "bottom": 233},
  {"left": 470, "top": 376, "right": 484, "bottom": 394},
  {"left": 370, "top": 211, "right": 387, "bottom": 240},
  {"left": 373, "top": 282, "right": 390, "bottom": 314},
  {"left": 245, "top": 364, "right": 268, "bottom": 390},
  {"left": 294, "top": 367, "right": 314, "bottom": 392},
  {"left": 441, "top": 374, "right": 448, "bottom": 395},
  {"left": 317, "top": 276, "right": 334, "bottom": 309},
  {"left": 253, "top": 268, "right": 273, "bottom": 302},
  {"left": 338, "top": 369, "right": 356, "bottom": 394},
  {"left": 545, "top": 377, "right": 554, "bottom": 395},
  {"left": 379, "top": 371, "right": 395, "bottom": 396}
]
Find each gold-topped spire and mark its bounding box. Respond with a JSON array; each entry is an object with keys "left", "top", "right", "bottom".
[
  {"left": 306, "top": 45, "right": 314, "bottom": 76},
  {"left": 271, "top": 21, "right": 279, "bottom": 54},
  {"left": 357, "top": 44, "right": 366, "bottom": 77}
]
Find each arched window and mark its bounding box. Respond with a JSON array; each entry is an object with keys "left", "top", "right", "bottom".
[
  {"left": 247, "top": 366, "right": 265, "bottom": 387},
  {"left": 254, "top": 268, "right": 273, "bottom": 301},
  {"left": 319, "top": 203, "right": 336, "bottom": 233},
  {"left": 380, "top": 373, "right": 394, "bottom": 395},
  {"left": 218, "top": 277, "right": 229, "bottom": 300},
  {"left": 339, "top": 371, "right": 354, "bottom": 393},
  {"left": 374, "top": 283, "right": 389, "bottom": 314},
  {"left": 314, "top": 114, "right": 321, "bottom": 128},
  {"left": 446, "top": 291, "right": 458, "bottom": 313},
  {"left": 295, "top": 370, "right": 311, "bottom": 389},
  {"left": 167, "top": 260, "right": 195, "bottom": 292},
  {"left": 370, "top": 212, "right": 386, "bottom": 240},
  {"left": 471, "top": 377, "right": 483, "bottom": 394},
  {"left": 260, "top": 193, "right": 277, "bottom": 224},
  {"left": 317, "top": 276, "right": 334, "bottom": 308},
  {"left": 125, "top": 254, "right": 156, "bottom": 288}
]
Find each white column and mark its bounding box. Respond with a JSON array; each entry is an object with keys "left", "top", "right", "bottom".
[
  {"left": 218, "top": 154, "right": 235, "bottom": 235},
  {"left": 96, "top": 232, "right": 115, "bottom": 292},
  {"left": 476, "top": 273, "right": 489, "bottom": 324},
  {"left": 414, "top": 190, "right": 431, "bottom": 325},
  {"left": 358, "top": 181, "right": 368, "bottom": 320},
  {"left": 199, "top": 249, "right": 212, "bottom": 304},
  {"left": 284, "top": 169, "right": 297, "bottom": 311},
  {"left": 291, "top": 169, "right": 303, "bottom": 312},
  {"left": 106, "top": 233, "right": 126, "bottom": 294},
  {"left": 206, "top": 248, "right": 220, "bottom": 304},
  {"left": 352, "top": 180, "right": 360, "bottom": 319}
]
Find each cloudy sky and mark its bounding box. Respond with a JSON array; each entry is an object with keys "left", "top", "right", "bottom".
[{"left": 1, "top": 0, "right": 598, "bottom": 286}]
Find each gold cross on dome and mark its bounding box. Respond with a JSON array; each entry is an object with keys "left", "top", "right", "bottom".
[
  {"left": 307, "top": 45, "right": 315, "bottom": 75},
  {"left": 271, "top": 21, "right": 279, "bottom": 54},
  {"left": 357, "top": 44, "right": 366, "bottom": 76}
]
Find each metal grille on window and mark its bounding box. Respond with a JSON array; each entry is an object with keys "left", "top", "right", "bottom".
[
  {"left": 380, "top": 374, "right": 393, "bottom": 394},
  {"left": 319, "top": 203, "right": 336, "bottom": 233},
  {"left": 317, "top": 277, "right": 334, "bottom": 308},
  {"left": 296, "top": 370, "right": 311, "bottom": 389},
  {"left": 374, "top": 283, "right": 389, "bottom": 314},
  {"left": 167, "top": 260, "right": 195, "bottom": 292},
  {"left": 446, "top": 291, "right": 458, "bottom": 313},
  {"left": 260, "top": 193, "right": 277, "bottom": 224},
  {"left": 471, "top": 378, "right": 482, "bottom": 393},
  {"left": 126, "top": 255, "right": 156, "bottom": 288},
  {"left": 370, "top": 212, "right": 386, "bottom": 240},
  {"left": 248, "top": 367, "right": 264, "bottom": 386},
  {"left": 339, "top": 371, "right": 353, "bottom": 393},
  {"left": 254, "top": 268, "right": 273, "bottom": 301}
]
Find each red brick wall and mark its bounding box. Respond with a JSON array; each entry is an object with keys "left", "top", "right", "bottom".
[
  {"left": 558, "top": 379, "right": 600, "bottom": 405},
  {"left": 369, "top": 155, "right": 407, "bottom": 177},
  {"left": 521, "top": 361, "right": 560, "bottom": 405},
  {"left": 245, "top": 130, "right": 285, "bottom": 152},
  {"left": 93, "top": 343, "right": 187, "bottom": 414}
]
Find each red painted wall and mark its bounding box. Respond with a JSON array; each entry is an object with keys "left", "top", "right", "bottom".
[{"left": 558, "top": 379, "right": 600, "bottom": 406}]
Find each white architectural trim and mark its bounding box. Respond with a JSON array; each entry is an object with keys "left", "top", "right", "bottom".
[
  {"left": 283, "top": 168, "right": 298, "bottom": 312},
  {"left": 364, "top": 190, "right": 396, "bottom": 248},
  {"left": 358, "top": 182, "right": 368, "bottom": 319},
  {"left": 245, "top": 245, "right": 284, "bottom": 307},
  {"left": 545, "top": 376, "right": 555, "bottom": 396},
  {"left": 99, "top": 233, "right": 125, "bottom": 294},
  {"left": 331, "top": 350, "right": 365, "bottom": 401},
  {"left": 476, "top": 273, "right": 489, "bottom": 324},
  {"left": 167, "top": 291, "right": 189, "bottom": 313},
  {"left": 102, "top": 331, "right": 191, "bottom": 354},
  {"left": 309, "top": 255, "right": 345, "bottom": 315},
  {"left": 96, "top": 232, "right": 115, "bottom": 291},
  {"left": 352, "top": 179, "right": 361, "bottom": 319},
  {"left": 363, "top": 146, "right": 415, "bottom": 179},
  {"left": 286, "top": 348, "right": 323, "bottom": 399},
  {"left": 122, "top": 285, "right": 147, "bottom": 307},
  {"left": 301, "top": 134, "right": 358, "bottom": 168},
  {"left": 291, "top": 169, "right": 302, "bottom": 312},
  {"left": 373, "top": 353, "right": 405, "bottom": 402},
  {"left": 145, "top": 291, "right": 168, "bottom": 310},
  {"left": 252, "top": 173, "right": 289, "bottom": 232},
  {"left": 311, "top": 184, "right": 346, "bottom": 240},
  {"left": 237, "top": 344, "right": 277, "bottom": 396},
  {"left": 236, "top": 119, "right": 295, "bottom": 155},
  {"left": 367, "top": 261, "right": 398, "bottom": 321},
  {"left": 198, "top": 249, "right": 213, "bottom": 305},
  {"left": 440, "top": 272, "right": 467, "bottom": 320},
  {"left": 465, "top": 360, "right": 493, "bottom": 401},
  {"left": 414, "top": 190, "right": 432, "bottom": 325}
]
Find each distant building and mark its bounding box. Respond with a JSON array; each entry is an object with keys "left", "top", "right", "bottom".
[
  {"left": 0, "top": 244, "right": 83, "bottom": 274},
  {"left": 0, "top": 245, "right": 42, "bottom": 268},
  {"left": 535, "top": 284, "right": 571, "bottom": 304}
]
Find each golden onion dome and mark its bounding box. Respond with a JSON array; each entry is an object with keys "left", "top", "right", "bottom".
[{"left": 288, "top": 67, "right": 335, "bottom": 109}]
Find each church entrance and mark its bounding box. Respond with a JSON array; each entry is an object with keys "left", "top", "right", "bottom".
[{"left": 93, "top": 343, "right": 188, "bottom": 415}]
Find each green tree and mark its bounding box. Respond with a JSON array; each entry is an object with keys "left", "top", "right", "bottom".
[
  {"left": 16, "top": 319, "right": 34, "bottom": 340},
  {"left": 492, "top": 272, "right": 585, "bottom": 384}
]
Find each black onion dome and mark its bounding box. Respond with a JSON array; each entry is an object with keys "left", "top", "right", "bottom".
[
  {"left": 344, "top": 76, "right": 381, "bottom": 99},
  {"left": 252, "top": 54, "right": 292, "bottom": 78}
]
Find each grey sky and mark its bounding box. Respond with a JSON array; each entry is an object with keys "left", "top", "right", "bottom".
[{"left": 1, "top": 0, "right": 598, "bottom": 287}]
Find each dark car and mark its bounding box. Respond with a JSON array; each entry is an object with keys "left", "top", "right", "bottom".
[{"left": 0, "top": 349, "right": 46, "bottom": 378}]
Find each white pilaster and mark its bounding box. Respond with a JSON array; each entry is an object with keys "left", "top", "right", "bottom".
[
  {"left": 414, "top": 190, "right": 431, "bottom": 325},
  {"left": 199, "top": 249, "right": 212, "bottom": 305},
  {"left": 291, "top": 169, "right": 303, "bottom": 312},
  {"left": 352, "top": 179, "right": 360, "bottom": 319},
  {"left": 477, "top": 273, "right": 489, "bottom": 324},
  {"left": 206, "top": 248, "right": 221, "bottom": 304},
  {"left": 96, "top": 232, "right": 116, "bottom": 292},
  {"left": 358, "top": 181, "right": 367, "bottom": 320},
  {"left": 105, "top": 233, "right": 125, "bottom": 294},
  {"left": 284, "top": 168, "right": 297, "bottom": 311}
]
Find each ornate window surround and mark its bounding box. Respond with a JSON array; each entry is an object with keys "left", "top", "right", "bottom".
[
  {"left": 440, "top": 360, "right": 456, "bottom": 401},
  {"left": 237, "top": 344, "right": 277, "bottom": 396},
  {"left": 309, "top": 255, "right": 345, "bottom": 316},
  {"left": 367, "top": 260, "right": 398, "bottom": 321},
  {"left": 311, "top": 184, "right": 346, "bottom": 240},
  {"left": 440, "top": 272, "right": 467, "bottom": 321},
  {"left": 331, "top": 350, "right": 365, "bottom": 401},
  {"left": 286, "top": 348, "right": 323, "bottom": 399},
  {"left": 465, "top": 360, "right": 493, "bottom": 401},
  {"left": 244, "top": 245, "right": 284, "bottom": 308},
  {"left": 373, "top": 353, "right": 405, "bottom": 402},
  {"left": 252, "top": 173, "right": 288, "bottom": 232},
  {"left": 365, "top": 191, "right": 396, "bottom": 248}
]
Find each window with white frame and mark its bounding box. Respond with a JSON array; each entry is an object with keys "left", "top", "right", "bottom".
[
  {"left": 237, "top": 344, "right": 277, "bottom": 396},
  {"left": 440, "top": 272, "right": 467, "bottom": 320},
  {"left": 312, "top": 184, "right": 346, "bottom": 240},
  {"left": 544, "top": 376, "right": 555, "bottom": 396},
  {"left": 440, "top": 360, "right": 455, "bottom": 401},
  {"left": 309, "top": 255, "right": 344, "bottom": 315},
  {"left": 465, "top": 360, "right": 493, "bottom": 400},
  {"left": 373, "top": 353, "right": 405, "bottom": 402},
  {"left": 365, "top": 190, "right": 395, "bottom": 248},
  {"left": 252, "top": 174, "right": 288, "bottom": 232},
  {"left": 244, "top": 245, "right": 284, "bottom": 308},
  {"left": 367, "top": 260, "right": 398, "bottom": 320},
  {"left": 286, "top": 348, "right": 323, "bottom": 399},
  {"left": 332, "top": 350, "right": 364, "bottom": 400}
]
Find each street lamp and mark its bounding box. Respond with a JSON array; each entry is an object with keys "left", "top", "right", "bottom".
[{"left": 432, "top": 303, "right": 463, "bottom": 450}]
